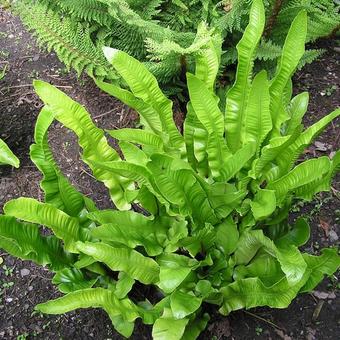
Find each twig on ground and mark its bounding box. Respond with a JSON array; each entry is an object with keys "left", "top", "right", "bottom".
[{"left": 243, "top": 310, "right": 284, "bottom": 331}]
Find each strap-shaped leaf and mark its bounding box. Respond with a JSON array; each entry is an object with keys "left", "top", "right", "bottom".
[
  {"left": 300, "top": 248, "right": 340, "bottom": 293},
  {"left": 243, "top": 70, "right": 272, "bottom": 153},
  {"left": 0, "top": 215, "right": 72, "bottom": 270},
  {"left": 220, "top": 142, "right": 255, "bottom": 181},
  {"left": 119, "top": 141, "right": 149, "bottom": 165},
  {"left": 182, "top": 313, "right": 210, "bottom": 340},
  {"left": 30, "top": 107, "right": 87, "bottom": 216},
  {"left": 108, "top": 128, "right": 164, "bottom": 150},
  {"left": 147, "top": 154, "right": 218, "bottom": 224},
  {"left": 0, "top": 138, "right": 19, "bottom": 167},
  {"left": 194, "top": 25, "right": 222, "bottom": 90},
  {"left": 36, "top": 287, "right": 139, "bottom": 337},
  {"left": 95, "top": 80, "right": 163, "bottom": 134},
  {"left": 275, "top": 218, "right": 310, "bottom": 248},
  {"left": 4, "top": 197, "right": 80, "bottom": 252},
  {"left": 157, "top": 253, "right": 199, "bottom": 293},
  {"left": 233, "top": 253, "right": 284, "bottom": 286},
  {"left": 115, "top": 272, "right": 135, "bottom": 299},
  {"left": 52, "top": 268, "right": 97, "bottom": 293},
  {"left": 33, "top": 80, "right": 131, "bottom": 210},
  {"left": 235, "top": 230, "right": 306, "bottom": 285},
  {"left": 187, "top": 73, "right": 227, "bottom": 177},
  {"left": 220, "top": 275, "right": 307, "bottom": 315},
  {"left": 170, "top": 290, "right": 202, "bottom": 319},
  {"left": 267, "top": 157, "right": 331, "bottom": 201},
  {"left": 183, "top": 103, "right": 209, "bottom": 174},
  {"left": 103, "top": 47, "right": 184, "bottom": 148},
  {"left": 251, "top": 133, "right": 299, "bottom": 178},
  {"left": 76, "top": 241, "right": 159, "bottom": 284},
  {"left": 250, "top": 189, "right": 276, "bottom": 220},
  {"left": 153, "top": 312, "right": 189, "bottom": 340},
  {"left": 285, "top": 92, "right": 309, "bottom": 135},
  {"left": 90, "top": 210, "right": 167, "bottom": 256},
  {"left": 269, "top": 11, "right": 307, "bottom": 135},
  {"left": 216, "top": 217, "right": 239, "bottom": 255},
  {"left": 294, "top": 151, "right": 340, "bottom": 200},
  {"left": 277, "top": 109, "right": 340, "bottom": 174},
  {"left": 225, "top": 0, "right": 265, "bottom": 152}
]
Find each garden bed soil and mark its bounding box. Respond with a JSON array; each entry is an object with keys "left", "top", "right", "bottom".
[{"left": 0, "top": 7, "right": 339, "bottom": 340}]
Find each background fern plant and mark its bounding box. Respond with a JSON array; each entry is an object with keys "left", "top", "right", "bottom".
[
  {"left": 0, "top": 1, "right": 339, "bottom": 338},
  {"left": 10, "top": 0, "right": 339, "bottom": 84}
]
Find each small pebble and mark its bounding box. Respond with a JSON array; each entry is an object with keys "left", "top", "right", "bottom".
[
  {"left": 329, "top": 230, "right": 339, "bottom": 242},
  {"left": 6, "top": 297, "right": 13, "bottom": 303},
  {"left": 20, "top": 268, "right": 30, "bottom": 277}
]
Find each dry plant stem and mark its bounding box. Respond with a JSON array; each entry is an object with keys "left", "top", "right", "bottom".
[{"left": 243, "top": 310, "right": 284, "bottom": 331}]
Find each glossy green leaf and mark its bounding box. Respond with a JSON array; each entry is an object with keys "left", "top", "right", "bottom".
[
  {"left": 158, "top": 254, "right": 199, "bottom": 293},
  {"left": 220, "top": 275, "right": 307, "bottom": 315},
  {"left": 235, "top": 230, "right": 306, "bottom": 284},
  {"left": 182, "top": 313, "right": 210, "bottom": 340},
  {"left": 285, "top": 92, "right": 309, "bottom": 135},
  {"left": 187, "top": 73, "right": 226, "bottom": 177},
  {"left": 90, "top": 210, "right": 187, "bottom": 256},
  {"left": 76, "top": 241, "right": 159, "bottom": 284},
  {"left": 103, "top": 47, "right": 184, "bottom": 148},
  {"left": 250, "top": 189, "right": 276, "bottom": 220},
  {"left": 52, "top": 268, "right": 97, "bottom": 293},
  {"left": 300, "top": 248, "right": 340, "bottom": 293},
  {"left": 233, "top": 252, "right": 285, "bottom": 286},
  {"left": 115, "top": 272, "right": 135, "bottom": 299},
  {"left": 220, "top": 142, "right": 255, "bottom": 181},
  {"left": 30, "top": 107, "right": 87, "bottom": 216},
  {"left": 215, "top": 217, "right": 239, "bottom": 255},
  {"left": 4, "top": 198, "right": 80, "bottom": 252},
  {"left": 277, "top": 109, "right": 340, "bottom": 174},
  {"left": 0, "top": 138, "right": 19, "bottom": 167},
  {"left": 33, "top": 80, "right": 131, "bottom": 210},
  {"left": 243, "top": 70, "right": 272, "bottom": 153},
  {"left": 36, "top": 287, "right": 139, "bottom": 337},
  {"left": 267, "top": 157, "right": 331, "bottom": 201},
  {"left": 276, "top": 218, "right": 310, "bottom": 248},
  {"left": 108, "top": 128, "right": 164, "bottom": 150},
  {"left": 95, "top": 80, "right": 162, "bottom": 134},
  {"left": 170, "top": 290, "right": 202, "bottom": 319},
  {"left": 225, "top": 0, "right": 265, "bottom": 152},
  {"left": 270, "top": 11, "right": 307, "bottom": 134},
  {"left": 0, "top": 215, "right": 72, "bottom": 270},
  {"left": 153, "top": 313, "right": 189, "bottom": 340},
  {"left": 194, "top": 25, "right": 221, "bottom": 90}
]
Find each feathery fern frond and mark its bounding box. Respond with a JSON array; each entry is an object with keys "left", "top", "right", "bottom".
[
  {"left": 13, "top": 0, "right": 117, "bottom": 80},
  {"left": 10, "top": 0, "right": 339, "bottom": 85}
]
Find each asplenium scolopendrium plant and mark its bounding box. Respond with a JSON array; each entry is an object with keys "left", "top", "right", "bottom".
[{"left": 0, "top": 1, "right": 339, "bottom": 338}]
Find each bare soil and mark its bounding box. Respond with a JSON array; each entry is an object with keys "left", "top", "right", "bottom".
[{"left": 0, "top": 7, "right": 339, "bottom": 340}]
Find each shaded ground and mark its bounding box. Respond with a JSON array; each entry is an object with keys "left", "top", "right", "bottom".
[{"left": 0, "top": 7, "right": 339, "bottom": 340}]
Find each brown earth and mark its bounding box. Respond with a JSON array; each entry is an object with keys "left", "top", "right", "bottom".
[{"left": 0, "top": 7, "right": 339, "bottom": 340}]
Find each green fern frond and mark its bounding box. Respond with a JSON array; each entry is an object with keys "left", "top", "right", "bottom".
[
  {"left": 13, "top": 1, "right": 116, "bottom": 80},
  {"left": 58, "top": 0, "right": 114, "bottom": 27},
  {"left": 298, "top": 48, "right": 325, "bottom": 69}
]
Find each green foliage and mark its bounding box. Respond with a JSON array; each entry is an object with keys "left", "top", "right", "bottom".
[
  {"left": 1, "top": 1, "right": 339, "bottom": 338},
  {"left": 10, "top": 0, "right": 339, "bottom": 84},
  {"left": 0, "top": 138, "right": 19, "bottom": 167}
]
